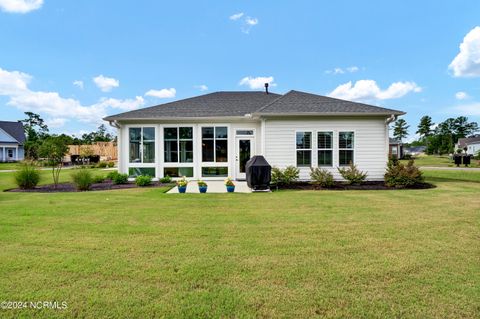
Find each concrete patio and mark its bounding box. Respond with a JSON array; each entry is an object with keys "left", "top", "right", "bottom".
[{"left": 167, "top": 180, "right": 252, "bottom": 194}]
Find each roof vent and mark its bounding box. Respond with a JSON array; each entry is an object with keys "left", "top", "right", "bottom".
[{"left": 264, "top": 83, "right": 269, "bottom": 94}]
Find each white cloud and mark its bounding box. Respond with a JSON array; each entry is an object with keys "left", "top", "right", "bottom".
[
  {"left": 451, "top": 103, "right": 480, "bottom": 116},
  {"left": 0, "top": 67, "right": 145, "bottom": 127},
  {"left": 194, "top": 84, "right": 208, "bottom": 91},
  {"left": 328, "top": 80, "right": 421, "bottom": 102},
  {"left": 325, "top": 66, "right": 360, "bottom": 75},
  {"left": 449, "top": 26, "right": 480, "bottom": 77},
  {"left": 229, "top": 12, "right": 244, "bottom": 21},
  {"left": 0, "top": 0, "right": 43, "bottom": 13},
  {"left": 46, "top": 118, "right": 68, "bottom": 128},
  {"left": 93, "top": 75, "right": 119, "bottom": 92},
  {"left": 455, "top": 91, "right": 469, "bottom": 100},
  {"left": 145, "top": 88, "right": 176, "bottom": 99},
  {"left": 245, "top": 16, "right": 258, "bottom": 26},
  {"left": 239, "top": 76, "right": 276, "bottom": 90},
  {"left": 73, "top": 80, "right": 84, "bottom": 89}
]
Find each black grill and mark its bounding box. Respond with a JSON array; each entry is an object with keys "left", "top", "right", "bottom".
[{"left": 245, "top": 156, "right": 271, "bottom": 191}]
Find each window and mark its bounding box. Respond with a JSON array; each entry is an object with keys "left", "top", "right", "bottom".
[
  {"left": 129, "top": 167, "right": 156, "bottom": 177},
  {"left": 129, "top": 127, "right": 155, "bottom": 163},
  {"left": 339, "top": 131, "right": 354, "bottom": 166},
  {"left": 296, "top": 132, "right": 312, "bottom": 166},
  {"left": 236, "top": 129, "right": 254, "bottom": 136},
  {"left": 202, "top": 127, "right": 228, "bottom": 162},
  {"left": 318, "top": 132, "right": 333, "bottom": 166},
  {"left": 202, "top": 167, "right": 228, "bottom": 177},
  {"left": 164, "top": 167, "right": 194, "bottom": 178},
  {"left": 164, "top": 127, "right": 193, "bottom": 163}
]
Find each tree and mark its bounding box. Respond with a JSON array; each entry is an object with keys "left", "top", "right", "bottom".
[
  {"left": 453, "top": 116, "right": 478, "bottom": 140},
  {"left": 393, "top": 119, "right": 410, "bottom": 142},
  {"left": 38, "top": 137, "right": 69, "bottom": 188},
  {"left": 416, "top": 116, "right": 434, "bottom": 140},
  {"left": 21, "top": 112, "right": 50, "bottom": 159}
]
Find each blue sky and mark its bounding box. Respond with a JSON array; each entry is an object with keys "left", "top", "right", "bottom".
[{"left": 1, "top": 0, "right": 480, "bottom": 140}]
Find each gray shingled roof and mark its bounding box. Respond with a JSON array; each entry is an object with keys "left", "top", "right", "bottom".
[
  {"left": 104, "top": 90, "right": 404, "bottom": 121},
  {"left": 254, "top": 90, "right": 405, "bottom": 116},
  {"left": 104, "top": 91, "right": 282, "bottom": 121},
  {"left": 457, "top": 136, "right": 480, "bottom": 148},
  {"left": 0, "top": 121, "right": 26, "bottom": 144}
]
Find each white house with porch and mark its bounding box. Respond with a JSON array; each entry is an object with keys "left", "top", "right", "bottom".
[
  {"left": 0, "top": 121, "right": 25, "bottom": 162},
  {"left": 104, "top": 88, "right": 405, "bottom": 181}
]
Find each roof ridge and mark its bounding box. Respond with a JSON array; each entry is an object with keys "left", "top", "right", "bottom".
[{"left": 253, "top": 90, "right": 292, "bottom": 113}]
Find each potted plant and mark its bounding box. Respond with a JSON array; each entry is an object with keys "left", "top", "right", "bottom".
[
  {"left": 176, "top": 176, "right": 188, "bottom": 193},
  {"left": 197, "top": 180, "right": 208, "bottom": 193},
  {"left": 225, "top": 177, "right": 235, "bottom": 193}
]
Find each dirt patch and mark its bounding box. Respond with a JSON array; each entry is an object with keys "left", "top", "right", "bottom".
[
  {"left": 274, "top": 181, "right": 435, "bottom": 191},
  {"left": 7, "top": 181, "right": 174, "bottom": 193}
]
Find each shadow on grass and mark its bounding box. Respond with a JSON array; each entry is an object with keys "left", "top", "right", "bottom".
[{"left": 426, "top": 177, "right": 480, "bottom": 184}]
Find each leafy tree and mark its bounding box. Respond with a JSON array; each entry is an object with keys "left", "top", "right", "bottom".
[
  {"left": 416, "top": 116, "right": 434, "bottom": 140},
  {"left": 393, "top": 119, "right": 410, "bottom": 142},
  {"left": 38, "top": 136, "right": 69, "bottom": 188},
  {"left": 21, "top": 112, "right": 50, "bottom": 159}
]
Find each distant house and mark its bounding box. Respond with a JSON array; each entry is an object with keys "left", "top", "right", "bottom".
[
  {"left": 404, "top": 146, "right": 427, "bottom": 156},
  {"left": 0, "top": 121, "right": 26, "bottom": 162},
  {"left": 389, "top": 138, "right": 403, "bottom": 158},
  {"left": 455, "top": 136, "right": 480, "bottom": 152},
  {"left": 466, "top": 140, "right": 480, "bottom": 156},
  {"left": 104, "top": 88, "right": 405, "bottom": 181}
]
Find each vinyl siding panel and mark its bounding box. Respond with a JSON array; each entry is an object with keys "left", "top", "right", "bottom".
[{"left": 264, "top": 117, "right": 388, "bottom": 180}]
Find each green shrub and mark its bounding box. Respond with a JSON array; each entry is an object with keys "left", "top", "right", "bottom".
[
  {"left": 107, "top": 161, "right": 115, "bottom": 168},
  {"left": 97, "top": 161, "right": 108, "bottom": 168},
  {"left": 14, "top": 162, "right": 40, "bottom": 189},
  {"left": 271, "top": 166, "right": 299, "bottom": 186},
  {"left": 385, "top": 158, "right": 424, "bottom": 188},
  {"left": 71, "top": 168, "right": 93, "bottom": 191},
  {"left": 135, "top": 175, "right": 152, "bottom": 186},
  {"left": 160, "top": 175, "right": 172, "bottom": 183},
  {"left": 107, "top": 171, "right": 129, "bottom": 184},
  {"left": 310, "top": 167, "right": 334, "bottom": 188},
  {"left": 92, "top": 175, "right": 105, "bottom": 183},
  {"left": 337, "top": 162, "right": 367, "bottom": 185}
]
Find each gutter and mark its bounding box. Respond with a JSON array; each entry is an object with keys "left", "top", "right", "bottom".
[{"left": 108, "top": 120, "right": 121, "bottom": 129}]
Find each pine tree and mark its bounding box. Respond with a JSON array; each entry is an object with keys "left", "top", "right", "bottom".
[
  {"left": 393, "top": 119, "right": 409, "bottom": 142},
  {"left": 416, "top": 116, "right": 434, "bottom": 140}
]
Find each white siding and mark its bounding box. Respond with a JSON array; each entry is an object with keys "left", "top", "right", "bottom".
[{"left": 264, "top": 117, "right": 389, "bottom": 180}]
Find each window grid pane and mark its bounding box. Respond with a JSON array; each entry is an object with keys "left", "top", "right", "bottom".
[
  {"left": 318, "top": 150, "right": 333, "bottom": 166},
  {"left": 202, "top": 126, "right": 228, "bottom": 163}
]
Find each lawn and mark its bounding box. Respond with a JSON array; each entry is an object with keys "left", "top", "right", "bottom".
[
  {"left": 0, "top": 169, "right": 479, "bottom": 318},
  {"left": 0, "top": 162, "right": 21, "bottom": 171},
  {"left": 401, "top": 154, "right": 480, "bottom": 168}
]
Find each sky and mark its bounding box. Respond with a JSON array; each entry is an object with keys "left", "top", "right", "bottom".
[{"left": 1, "top": 0, "right": 480, "bottom": 141}]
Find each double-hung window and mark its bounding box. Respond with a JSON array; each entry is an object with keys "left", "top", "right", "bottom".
[
  {"left": 318, "top": 131, "right": 333, "bottom": 166},
  {"left": 202, "top": 127, "right": 228, "bottom": 162},
  {"left": 164, "top": 127, "right": 193, "bottom": 163},
  {"left": 296, "top": 131, "right": 312, "bottom": 167},
  {"left": 129, "top": 127, "right": 155, "bottom": 163},
  {"left": 339, "top": 131, "right": 354, "bottom": 166}
]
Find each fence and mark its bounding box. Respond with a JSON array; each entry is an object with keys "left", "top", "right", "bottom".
[{"left": 68, "top": 142, "right": 118, "bottom": 161}]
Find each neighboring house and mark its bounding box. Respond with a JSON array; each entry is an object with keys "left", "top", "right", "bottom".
[
  {"left": 404, "top": 146, "right": 427, "bottom": 157},
  {"left": 104, "top": 89, "right": 405, "bottom": 181},
  {"left": 455, "top": 136, "right": 480, "bottom": 151},
  {"left": 389, "top": 138, "right": 403, "bottom": 159},
  {"left": 466, "top": 141, "right": 480, "bottom": 156},
  {"left": 0, "top": 121, "right": 26, "bottom": 162}
]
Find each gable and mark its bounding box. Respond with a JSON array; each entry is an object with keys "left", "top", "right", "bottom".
[{"left": 0, "top": 127, "right": 18, "bottom": 143}]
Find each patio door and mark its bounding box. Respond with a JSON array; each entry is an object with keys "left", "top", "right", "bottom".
[{"left": 235, "top": 137, "right": 254, "bottom": 180}]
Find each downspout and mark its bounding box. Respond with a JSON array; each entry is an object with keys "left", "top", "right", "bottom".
[
  {"left": 261, "top": 117, "right": 266, "bottom": 156},
  {"left": 108, "top": 120, "right": 122, "bottom": 172},
  {"left": 385, "top": 114, "right": 397, "bottom": 160},
  {"left": 108, "top": 120, "right": 121, "bottom": 129}
]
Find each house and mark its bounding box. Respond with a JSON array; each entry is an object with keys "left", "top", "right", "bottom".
[
  {"left": 466, "top": 140, "right": 480, "bottom": 156},
  {"left": 455, "top": 136, "right": 480, "bottom": 152},
  {"left": 403, "top": 146, "right": 427, "bottom": 157},
  {"left": 0, "top": 121, "right": 26, "bottom": 162},
  {"left": 389, "top": 138, "right": 403, "bottom": 159},
  {"left": 104, "top": 88, "right": 405, "bottom": 181}
]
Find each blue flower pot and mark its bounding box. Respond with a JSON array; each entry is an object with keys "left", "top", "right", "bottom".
[
  {"left": 226, "top": 185, "right": 235, "bottom": 193},
  {"left": 178, "top": 186, "right": 187, "bottom": 193},
  {"left": 199, "top": 186, "right": 208, "bottom": 193}
]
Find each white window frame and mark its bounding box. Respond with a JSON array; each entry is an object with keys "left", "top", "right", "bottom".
[
  {"left": 163, "top": 126, "right": 194, "bottom": 164},
  {"left": 201, "top": 126, "right": 229, "bottom": 164},
  {"left": 317, "top": 131, "right": 333, "bottom": 167},
  {"left": 295, "top": 131, "right": 312, "bottom": 167},
  {"left": 338, "top": 131, "right": 355, "bottom": 166},
  {"left": 128, "top": 126, "right": 157, "bottom": 165}
]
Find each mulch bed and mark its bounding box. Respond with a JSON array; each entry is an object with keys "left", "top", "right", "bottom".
[
  {"left": 275, "top": 181, "right": 435, "bottom": 191},
  {"left": 7, "top": 181, "right": 173, "bottom": 193}
]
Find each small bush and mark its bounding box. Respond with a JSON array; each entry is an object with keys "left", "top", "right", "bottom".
[
  {"left": 71, "top": 168, "right": 93, "bottom": 191},
  {"left": 310, "top": 167, "right": 334, "bottom": 188},
  {"left": 337, "top": 162, "right": 367, "bottom": 185},
  {"left": 107, "top": 161, "right": 115, "bottom": 168},
  {"left": 14, "top": 162, "right": 40, "bottom": 189},
  {"left": 97, "top": 161, "right": 108, "bottom": 168},
  {"left": 92, "top": 175, "right": 105, "bottom": 183},
  {"left": 271, "top": 166, "right": 299, "bottom": 186},
  {"left": 107, "top": 171, "right": 129, "bottom": 184},
  {"left": 160, "top": 175, "right": 172, "bottom": 183},
  {"left": 135, "top": 175, "right": 152, "bottom": 186},
  {"left": 385, "top": 158, "right": 424, "bottom": 188}
]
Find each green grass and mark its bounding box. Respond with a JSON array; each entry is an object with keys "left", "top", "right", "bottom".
[
  {"left": 401, "top": 155, "right": 480, "bottom": 167},
  {"left": 0, "top": 162, "right": 21, "bottom": 171},
  {"left": 0, "top": 170, "right": 479, "bottom": 318}
]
